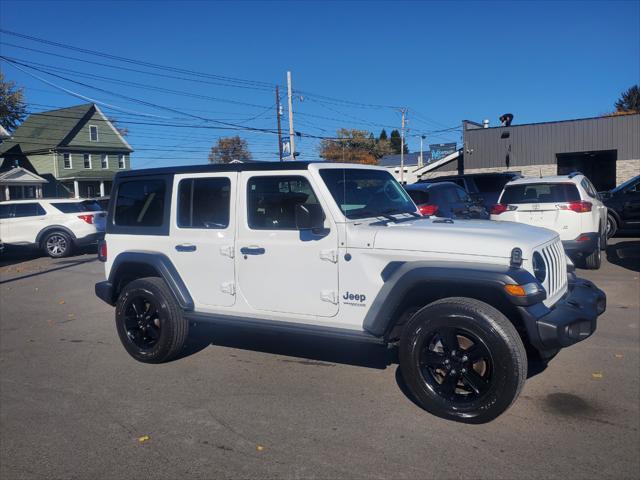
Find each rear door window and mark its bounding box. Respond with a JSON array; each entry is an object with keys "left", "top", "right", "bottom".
[
  {"left": 114, "top": 179, "right": 166, "bottom": 227},
  {"left": 12, "top": 203, "right": 46, "bottom": 218},
  {"left": 177, "top": 177, "right": 231, "bottom": 229},
  {"left": 501, "top": 183, "right": 580, "bottom": 204}
]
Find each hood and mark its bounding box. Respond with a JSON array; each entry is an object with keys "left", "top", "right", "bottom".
[{"left": 372, "top": 218, "right": 557, "bottom": 259}]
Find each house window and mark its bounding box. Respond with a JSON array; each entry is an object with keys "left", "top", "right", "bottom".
[
  {"left": 118, "top": 154, "right": 126, "bottom": 169},
  {"left": 89, "top": 125, "right": 98, "bottom": 142},
  {"left": 84, "top": 154, "right": 92, "bottom": 169},
  {"left": 101, "top": 154, "right": 108, "bottom": 169},
  {"left": 63, "top": 153, "right": 72, "bottom": 169}
]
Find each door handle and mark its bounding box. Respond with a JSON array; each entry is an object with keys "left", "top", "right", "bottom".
[
  {"left": 175, "top": 244, "right": 197, "bottom": 252},
  {"left": 240, "top": 246, "right": 265, "bottom": 255}
]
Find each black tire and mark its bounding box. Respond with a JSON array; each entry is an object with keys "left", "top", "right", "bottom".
[
  {"left": 606, "top": 214, "right": 617, "bottom": 239},
  {"left": 584, "top": 236, "right": 602, "bottom": 269},
  {"left": 399, "top": 297, "right": 527, "bottom": 424},
  {"left": 115, "top": 277, "right": 188, "bottom": 363},
  {"left": 42, "top": 231, "right": 72, "bottom": 258}
]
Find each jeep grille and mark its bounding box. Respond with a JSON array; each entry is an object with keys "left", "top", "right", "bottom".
[{"left": 540, "top": 240, "right": 568, "bottom": 306}]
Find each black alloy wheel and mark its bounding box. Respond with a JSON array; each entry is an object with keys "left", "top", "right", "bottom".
[
  {"left": 418, "top": 327, "right": 493, "bottom": 402},
  {"left": 122, "top": 293, "right": 162, "bottom": 351},
  {"left": 115, "top": 277, "right": 188, "bottom": 363},
  {"left": 399, "top": 297, "right": 527, "bottom": 423}
]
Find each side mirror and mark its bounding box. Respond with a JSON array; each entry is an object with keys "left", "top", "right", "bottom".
[{"left": 295, "top": 203, "right": 325, "bottom": 231}]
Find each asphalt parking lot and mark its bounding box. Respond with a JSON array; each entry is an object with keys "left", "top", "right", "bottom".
[{"left": 1, "top": 239, "right": 639, "bottom": 479}]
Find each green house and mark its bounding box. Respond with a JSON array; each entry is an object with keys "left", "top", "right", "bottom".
[{"left": 0, "top": 103, "right": 133, "bottom": 199}]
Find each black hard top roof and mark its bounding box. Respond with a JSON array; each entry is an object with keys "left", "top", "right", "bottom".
[{"left": 116, "top": 161, "right": 320, "bottom": 179}]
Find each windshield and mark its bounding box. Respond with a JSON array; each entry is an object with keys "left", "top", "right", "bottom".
[{"left": 319, "top": 168, "right": 417, "bottom": 219}]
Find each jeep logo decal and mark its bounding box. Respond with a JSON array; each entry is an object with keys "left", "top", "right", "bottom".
[{"left": 343, "top": 291, "right": 366, "bottom": 305}]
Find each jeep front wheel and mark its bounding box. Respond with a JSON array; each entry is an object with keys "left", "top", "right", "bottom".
[
  {"left": 115, "top": 277, "right": 188, "bottom": 363},
  {"left": 399, "top": 297, "right": 527, "bottom": 423}
]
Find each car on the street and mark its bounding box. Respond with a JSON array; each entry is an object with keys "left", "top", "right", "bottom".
[
  {"left": 404, "top": 181, "right": 489, "bottom": 219},
  {"left": 95, "top": 162, "right": 605, "bottom": 423},
  {"left": 491, "top": 173, "right": 607, "bottom": 269},
  {"left": 599, "top": 175, "right": 640, "bottom": 238},
  {"left": 418, "top": 172, "right": 521, "bottom": 209},
  {"left": 0, "top": 198, "right": 106, "bottom": 258}
]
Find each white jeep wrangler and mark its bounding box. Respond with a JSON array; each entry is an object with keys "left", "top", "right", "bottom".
[{"left": 95, "top": 162, "right": 606, "bottom": 423}]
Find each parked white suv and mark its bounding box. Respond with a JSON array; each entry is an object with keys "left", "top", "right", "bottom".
[
  {"left": 491, "top": 173, "right": 607, "bottom": 269},
  {"left": 0, "top": 199, "right": 105, "bottom": 257},
  {"left": 95, "top": 162, "right": 605, "bottom": 423}
]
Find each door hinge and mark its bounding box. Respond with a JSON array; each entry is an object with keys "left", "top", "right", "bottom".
[
  {"left": 220, "top": 282, "right": 236, "bottom": 295},
  {"left": 319, "top": 249, "right": 338, "bottom": 263},
  {"left": 220, "top": 245, "right": 235, "bottom": 258},
  {"left": 320, "top": 290, "right": 338, "bottom": 304}
]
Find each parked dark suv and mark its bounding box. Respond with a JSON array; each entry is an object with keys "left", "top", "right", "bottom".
[
  {"left": 418, "top": 172, "right": 521, "bottom": 209},
  {"left": 600, "top": 175, "right": 640, "bottom": 238},
  {"left": 404, "top": 182, "right": 489, "bottom": 219}
]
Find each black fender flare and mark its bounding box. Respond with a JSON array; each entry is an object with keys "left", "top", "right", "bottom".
[
  {"left": 107, "top": 251, "right": 194, "bottom": 311},
  {"left": 363, "top": 261, "right": 540, "bottom": 337},
  {"left": 36, "top": 225, "right": 77, "bottom": 246}
]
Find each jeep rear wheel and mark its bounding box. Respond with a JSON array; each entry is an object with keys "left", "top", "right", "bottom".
[
  {"left": 115, "top": 277, "right": 188, "bottom": 363},
  {"left": 399, "top": 297, "right": 527, "bottom": 423}
]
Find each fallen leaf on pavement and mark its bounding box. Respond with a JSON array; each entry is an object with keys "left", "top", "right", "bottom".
[
  {"left": 614, "top": 353, "right": 624, "bottom": 358},
  {"left": 591, "top": 372, "right": 603, "bottom": 379},
  {"left": 138, "top": 435, "right": 151, "bottom": 443},
  {"left": 58, "top": 300, "right": 65, "bottom": 305},
  {"left": 256, "top": 445, "right": 265, "bottom": 452}
]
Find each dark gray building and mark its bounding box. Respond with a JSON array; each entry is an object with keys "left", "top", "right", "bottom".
[{"left": 426, "top": 113, "right": 639, "bottom": 191}]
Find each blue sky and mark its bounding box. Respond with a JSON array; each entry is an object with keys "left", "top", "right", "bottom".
[{"left": 1, "top": 0, "right": 638, "bottom": 168}]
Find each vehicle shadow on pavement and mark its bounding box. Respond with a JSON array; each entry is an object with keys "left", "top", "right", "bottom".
[
  {"left": 179, "top": 322, "right": 397, "bottom": 369},
  {"left": 606, "top": 240, "right": 640, "bottom": 272}
]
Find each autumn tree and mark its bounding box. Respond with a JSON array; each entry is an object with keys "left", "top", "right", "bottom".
[
  {"left": 208, "top": 136, "right": 252, "bottom": 163},
  {"left": 614, "top": 85, "right": 640, "bottom": 113},
  {"left": 0, "top": 72, "right": 27, "bottom": 132},
  {"left": 319, "top": 129, "right": 379, "bottom": 164}
]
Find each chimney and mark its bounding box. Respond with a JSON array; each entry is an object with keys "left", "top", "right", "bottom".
[{"left": 483, "top": 119, "right": 490, "bottom": 128}]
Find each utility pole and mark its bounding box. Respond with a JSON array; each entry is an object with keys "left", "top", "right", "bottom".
[
  {"left": 287, "top": 71, "right": 296, "bottom": 161},
  {"left": 400, "top": 108, "right": 407, "bottom": 184},
  {"left": 419, "top": 134, "right": 425, "bottom": 167},
  {"left": 275, "top": 85, "right": 283, "bottom": 161}
]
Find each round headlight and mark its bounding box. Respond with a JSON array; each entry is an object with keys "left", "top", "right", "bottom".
[{"left": 532, "top": 252, "right": 546, "bottom": 283}]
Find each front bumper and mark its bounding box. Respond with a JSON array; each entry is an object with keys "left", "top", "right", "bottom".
[
  {"left": 95, "top": 280, "right": 115, "bottom": 305},
  {"left": 562, "top": 232, "right": 598, "bottom": 258},
  {"left": 518, "top": 275, "right": 606, "bottom": 352}
]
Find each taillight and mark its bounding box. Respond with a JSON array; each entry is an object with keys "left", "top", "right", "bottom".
[
  {"left": 78, "top": 214, "right": 94, "bottom": 224},
  {"left": 558, "top": 201, "right": 592, "bottom": 213},
  {"left": 491, "top": 204, "right": 517, "bottom": 215},
  {"left": 98, "top": 241, "right": 107, "bottom": 262},
  {"left": 419, "top": 204, "right": 439, "bottom": 216}
]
